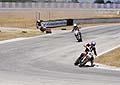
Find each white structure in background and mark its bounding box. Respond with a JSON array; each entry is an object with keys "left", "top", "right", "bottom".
[
  {"left": 32, "top": 0, "right": 93, "bottom": 3},
  {"left": 32, "top": 0, "right": 66, "bottom": 2},
  {"left": 27, "top": 0, "right": 120, "bottom": 3}
]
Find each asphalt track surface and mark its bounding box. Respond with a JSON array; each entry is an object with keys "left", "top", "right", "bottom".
[{"left": 0, "top": 24, "right": 120, "bottom": 85}]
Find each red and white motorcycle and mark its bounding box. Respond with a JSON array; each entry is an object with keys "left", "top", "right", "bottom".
[{"left": 74, "top": 51, "right": 94, "bottom": 67}]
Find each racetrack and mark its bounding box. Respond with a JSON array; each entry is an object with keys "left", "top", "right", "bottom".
[{"left": 0, "top": 24, "right": 120, "bottom": 85}]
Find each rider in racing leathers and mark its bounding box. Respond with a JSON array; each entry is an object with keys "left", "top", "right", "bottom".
[
  {"left": 72, "top": 23, "right": 82, "bottom": 42},
  {"left": 36, "top": 20, "right": 41, "bottom": 29},
  {"left": 84, "top": 41, "right": 97, "bottom": 66},
  {"left": 72, "top": 23, "right": 80, "bottom": 32},
  {"left": 75, "top": 41, "right": 97, "bottom": 66}
]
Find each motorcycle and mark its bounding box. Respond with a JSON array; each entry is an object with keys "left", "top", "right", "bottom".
[
  {"left": 36, "top": 25, "right": 46, "bottom": 32},
  {"left": 74, "top": 30, "right": 82, "bottom": 42},
  {"left": 74, "top": 52, "right": 93, "bottom": 67}
]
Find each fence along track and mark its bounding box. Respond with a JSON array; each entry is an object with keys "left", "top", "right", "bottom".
[{"left": 0, "top": 2, "right": 120, "bottom": 9}]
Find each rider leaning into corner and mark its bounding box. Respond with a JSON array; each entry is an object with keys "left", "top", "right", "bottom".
[
  {"left": 75, "top": 41, "right": 97, "bottom": 66},
  {"left": 84, "top": 41, "right": 97, "bottom": 66},
  {"left": 72, "top": 23, "right": 83, "bottom": 42}
]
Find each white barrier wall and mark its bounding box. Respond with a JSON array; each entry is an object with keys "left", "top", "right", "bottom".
[
  {"left": 41, "top": 20, "right": 67, "bottom": 28},
  {"left": 40, "top": 18, "right": 120, "bottom": 28},
  {"left": 74, "top": 18, "right": 120, "bottom": 24},
  {"left": 0, "top": 2, "right": 120, "bottom": 9}
]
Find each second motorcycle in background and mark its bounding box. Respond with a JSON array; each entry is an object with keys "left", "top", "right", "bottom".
[{"left": 72, "top": 23, "right": 82, "bottom": 42}]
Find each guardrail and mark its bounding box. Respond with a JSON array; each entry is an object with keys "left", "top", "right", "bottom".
[
  {"left": 0, "top": 2, "right": 120, "bottom": 9},
  {"left": 74, "top": 18, "right": 120, "bottom": 24},
  {"left": 39, "top": 18, "right": 120, "bottom": 29}
]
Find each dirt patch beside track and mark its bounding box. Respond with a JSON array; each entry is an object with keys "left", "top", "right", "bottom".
[
  {"left": 95, "top": 47, "right": 120, "bottom": 67},
  {"left": 0, "top": 30, "right": 44, "bottom": 41}
]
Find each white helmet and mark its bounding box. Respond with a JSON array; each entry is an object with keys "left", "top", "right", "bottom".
[
  {"left": 37, "top": 20, "right": 40, "bottom": 22},
  {"left": 91, "top": 41, "right": 96, "bottom": 46},
  {"left": 43, "top": 25, "right": 46, "bottom": 28},
  {"left": 73, "top": 23, "right": 77, "bottom": 26}
]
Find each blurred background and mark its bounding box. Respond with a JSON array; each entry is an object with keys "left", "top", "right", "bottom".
[{"left": 0, "top": 0, "right": 120, "bottom": 29}]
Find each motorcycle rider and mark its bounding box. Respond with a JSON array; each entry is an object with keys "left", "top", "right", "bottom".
[
  {"left": 72, "top": 23, "right": 82, "bottom": 42},
  {"left": 74, "top": 41, "right": 97, "bottom": 66},
  {"left": 84, "top": 41, "right": 97, "bottom": 66},
  {"left": 36, "top": 20, "right": 46, "bottom": 32},
  {"left": 36, "top": 20, "right": 41, "bottom": 29},
  {"left": 72, "top": 23, "right": 80, "bottom": 32}
]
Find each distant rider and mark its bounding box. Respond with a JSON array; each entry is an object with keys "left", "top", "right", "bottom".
[
  {"left": 72, "top": 23, "right": 80, "bottom": 32},
  {"left": 36, "top": 20, "right": 41, "bottom": 29},
  {"left": 36, "top": 20, "right": 46, "bottom": 32},
  {"left": 72, "top": 23, "right": 82, "bottom": 42}
]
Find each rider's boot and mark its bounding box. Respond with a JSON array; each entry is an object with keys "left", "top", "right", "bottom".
[{"left": 90, "top": 57, "right": 95, "bottom": 67}]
